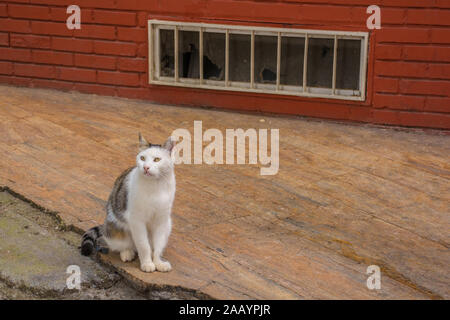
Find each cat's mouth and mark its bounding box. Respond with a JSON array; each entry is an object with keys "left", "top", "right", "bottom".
[{"left": 144, "top": 171, "right": 154, "bottom": 177}]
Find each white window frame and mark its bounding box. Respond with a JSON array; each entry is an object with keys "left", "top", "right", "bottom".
[{"left": 148, "top": 19, "right": 369, "bottom": 101}]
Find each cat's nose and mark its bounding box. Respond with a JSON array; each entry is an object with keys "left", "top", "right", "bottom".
[{"left": 144, "top": 166, "right": 150, "bottom": 172}]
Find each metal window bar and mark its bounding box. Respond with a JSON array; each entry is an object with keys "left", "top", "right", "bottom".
[
  {"left": 332, "top": 35, "right": 338, "bottom": 95},
  {"left": 225, "top": 29, "right": 229, "bottom": 86},
  {"left": 303, "top": 33, "right": 308, "bottom": 93},
  {"left": 199, "top": 27, "right": 204, "bottom": 84},
  {"left": 174, "top": 26, "right": 179, "bottom": 82},
  {"left": 148, "top": 22, "right": 153, "bottom": 81},
  {"left": 276, "top": 32, "right": 281, "bottom": 91},
  {"left": 360, "top": 36, "right": 368, "bottom": 101},
  {"left": 250, "top": 31, "right": 255, "bottom": 89}
]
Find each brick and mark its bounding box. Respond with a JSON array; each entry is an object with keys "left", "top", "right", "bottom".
[
  {"left": 91, "top": 10, "right": 136, "bottom": 26},
  {"left": 115, "top": 0, "right": 161, "bottom": 11},
  {"left": 402, "top": 45, "right": 450, "bottom": 63},
  {"left": 0, "top": 4, "right": 7, "bottom": 17},
  {"left": 299, "top": 5, "right": 354, "bottom": 23},
  {"left": 0, "top": 61, "right": 13, "bottom": 75},
  {"left": 374, "top": 77, "right": 399, "bottom": 94},
  {"left": 0, "top": 18, "right": 31, "bottom": 33},
  {"left": 56, "top": 66, "right": 96, "bottom": 83},
  {"left": 0, "top": 32, "right": 8, "bottom": 46},
  {"left": 399, "top": 79, "right": 449, "bottom": 96},
  {"left": 14, "top": 63, "right": 55, "bottom": 79},
  {"left": 73, "top": 82, "right": 116, "bottom": 96},
  {"left": 117, "top": 57, "right": 146, "bottom": 72},
  {"left": 29, "top": 0, "right": 76, "bottom": 5},
  {"left": 75, "top": 24, "right": 116, "bottom": 40},
  {"left": 49, "top": 7, "right": 73, "bottom": 22},
  {"left": 375, "top": 45, "right": 402, "bottom": 60},
  {"left": 117, "top": 27, "right": 147, "bottom": 42},
  {"left": 375, "top": 61, "right": 428, "bottom": 78},
  {"left": 431, "top": 28, "right": 450, "bottom": 44},
  {"left": 424, "top": 96, "right": 450, "bottom": 113},
  {"left": 94, "top": 41, "right": 137, "bottom": 56},
  {"left": 379, "top": 0, "right": 432, "bottom": 7},
  {"left": 117, "top": 87, "right": 152, "bottom": 100},
  {"left": 373, "top": 93, "right": 425, "bottom": 111},
  {"left": 9, "top": 4, "right": 51, "bottom": 20},
  {"left": 139, "top": 73, "right": 148, "bottom": 86},
  {"left": 398, "top": 112, "right": 450, "bottom": 129},
  {"left": 137, "top": 12, "right": 148, "bottom": 27},
  {"left": 428, "top": 64, "right": 450, "bottom": 80},
  {"left": 0, "top": 75, "right": 32, "bottom": 87},
  {"left": 0, "top": 47, "right": 31, "bottom": 62},
  {"left": 33, "top": 78, "right": 74, "bottom": 91},
  {"left": 436, "top": 0, "right": 450, "bottom": 8},
  {"left": 32, "top": 50, "right": 73, "bottom": 66},
  {"left": 11, "top": 34, "right": 51, "bottom": 49},
  {"left": 424, "top": 97, "right": 450, "bottom": 113},
  {"left": 74, "top": 53, "right": 116, "bottom": 70},
  {"left": 435, "top": 47, "right": 450, "bottom": 63},
  {"left": 52, "top": 37, "right": 93, "bottom": 53},
  {"left": 377, "top": 27, "right": 429, "bottom": 43},
  {"left": 42, "top": 0, "right": 112, "bottom": 9},
  {"left": 31, "top": 21, "right": 73, "bottom": 37},
  {"left": 204, "top": 1, "right": 298, "bottom": 23},
  {"left": 137, "top": 43, "right": 147, "bottom": 58},
  {"left": 380, "top": 8, "right": 406, "bottom": 24},
  {"left": 402, "top": 45, "right": 435, "bottom": 61},
  {"left": 407, "top": 9, "right": 450, "bottom": 26},
  {"left": 97, "top": 70, "right": 140, "bottom": 86},
  {"left": 372, "top": 109, "right": 399, "bottom": 125},
  {"left": 348, "top": 106, "right": 372, "bottom": 123}
]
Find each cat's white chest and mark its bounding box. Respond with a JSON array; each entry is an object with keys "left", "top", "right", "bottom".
[
  {"left": 134, "top": 189, "right": 170, "bottom": 213},
  {"left": 127, "top": 170, "right": 174, "bottom": 221}
]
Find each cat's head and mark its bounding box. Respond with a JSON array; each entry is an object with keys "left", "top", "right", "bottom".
[{"left": 136, "top": 132, "right": 175, "bottom": 179}]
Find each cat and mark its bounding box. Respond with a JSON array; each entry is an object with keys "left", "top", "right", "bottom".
[{"left": 81, "top": 133, "right": 176, "bottom": 273}]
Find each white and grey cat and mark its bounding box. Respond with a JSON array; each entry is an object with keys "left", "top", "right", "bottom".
[{"left": 81, "top": 133, "right": 176, "bottom": 273}]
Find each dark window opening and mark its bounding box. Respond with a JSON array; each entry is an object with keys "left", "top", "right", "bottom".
[
  {"left": 254, "top": 35, "right": 277, "bottom": 84},
  {"left": 159, "top": 29, "right": 174, "bottom": 77},
  {"left": 280, "top": 37, "right": 305, "bottom": 87},
  {"left": 336, "top": 39, "right": 361, "bottom": 90},
  {"left": 229, "top": 33, "right": 251, "bottom": 82},
  {"left": 178, "top": 31, "right": 200, "bottom": 79},
  {"left": 203, "top": 32, "right": 225, "bottom": 81},
  {"left": 307, "top": 38, "right": 334, "bottom": 88}
]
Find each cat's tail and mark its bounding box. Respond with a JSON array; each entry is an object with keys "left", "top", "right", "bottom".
[{"left": 80, "top": 225, "right": 108, "bottom": 256}]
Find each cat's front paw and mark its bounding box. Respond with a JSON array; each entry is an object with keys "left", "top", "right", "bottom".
[
  {"left": 120, "top": 250, "right": 135, "bottom": 262},
  {"left": 140, "top": 260, "right": 156, "bottom": 273},
  {"left": 155, "top": 260, "right": 172, "bottom": 272}
]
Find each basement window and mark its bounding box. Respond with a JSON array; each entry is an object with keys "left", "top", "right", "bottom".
[{"left": 149, "top": 20, "right": 368, "bottom": 101}]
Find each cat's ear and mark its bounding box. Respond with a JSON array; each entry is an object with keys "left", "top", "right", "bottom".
[
  {"left": 138, "top": 132, "right": 149, "bottom": 151},
  {"left": 163, "top": 136, "right": 175, "bottom": 153}
]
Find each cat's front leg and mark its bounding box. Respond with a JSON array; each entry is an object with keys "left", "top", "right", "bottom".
[
  {"left": 151, "top": 216, "right": 172, "bottom": 272},
  {"left": 129, "top": 219, "right": 155, "bottom": 272}
]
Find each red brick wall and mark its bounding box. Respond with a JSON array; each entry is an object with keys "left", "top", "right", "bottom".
[{"left": 0, "top": 0, "right": 449, "bottom": 129}]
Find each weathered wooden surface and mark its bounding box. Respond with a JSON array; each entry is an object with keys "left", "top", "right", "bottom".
[{"left": 0, "top": 85, "right": 448, "bottom": 299}]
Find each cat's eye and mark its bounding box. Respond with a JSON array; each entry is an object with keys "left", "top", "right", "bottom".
[
  {"left": 140, "top": 156, "right": 145, "bottom": 161},
  {"left": 154, "top": 157, "right": 161, "bottom": 162}
]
